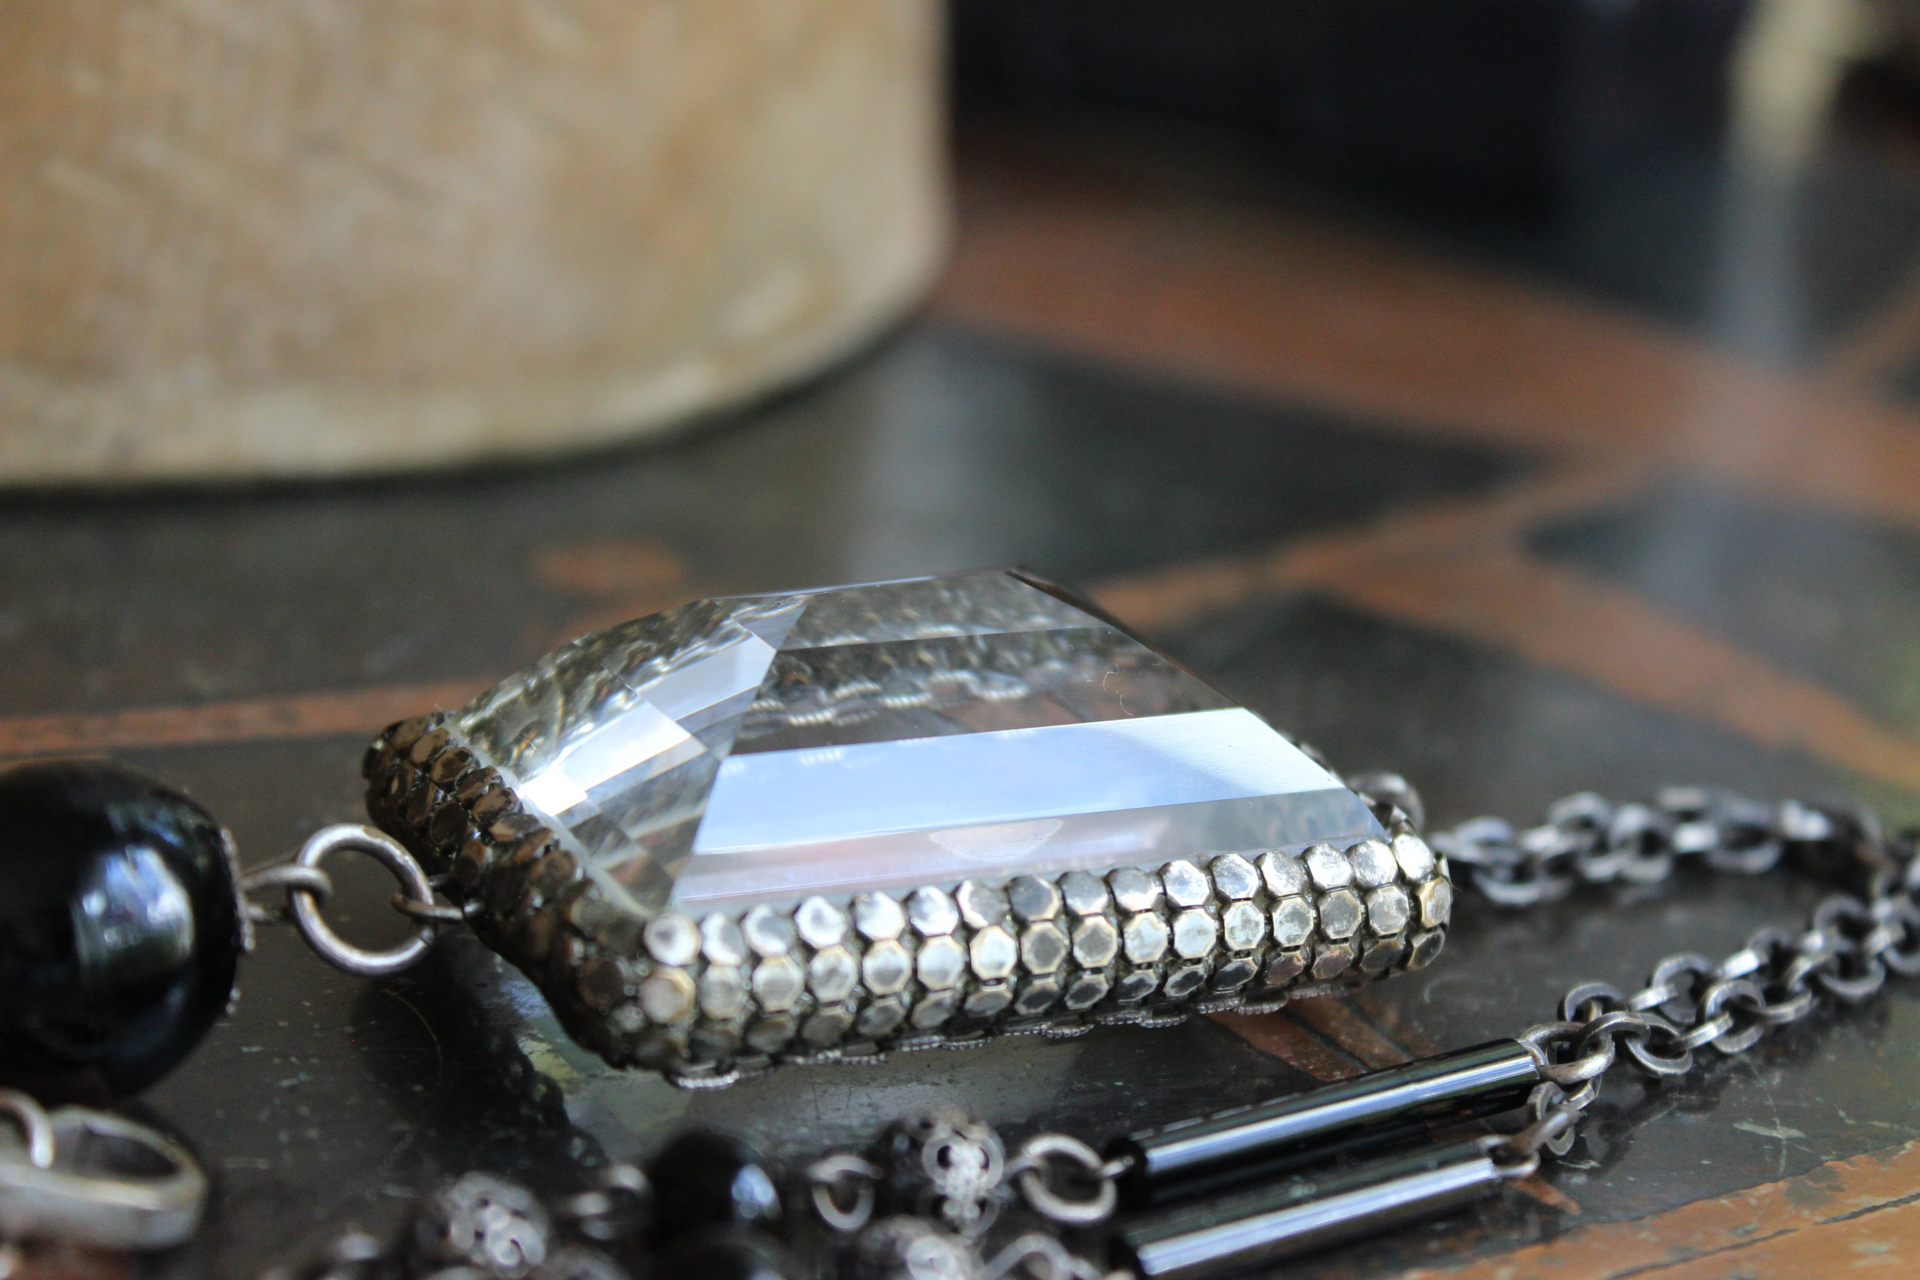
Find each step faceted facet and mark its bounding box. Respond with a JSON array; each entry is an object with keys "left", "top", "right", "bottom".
[{"left": 448, "top": 569, "right": 1383, "bottom": 914}]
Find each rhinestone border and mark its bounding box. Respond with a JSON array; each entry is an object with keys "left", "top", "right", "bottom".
[{"left": 364, "top": 713, "right": 1450, "bottom": 1086}]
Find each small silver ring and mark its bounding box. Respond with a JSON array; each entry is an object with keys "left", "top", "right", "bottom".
[
  {"left": 1621, "top": 1016, "right": 1695, "bottom": 1077},
  {"left": 1536, "top": 1040, "right": 1615, "bottom": 1086},
  {"left": 1755, "top": 984, "right": 1817, "bottom": 1025},
  {"left": 1514, "top": 1020, "right": 1584, "bottom": 1062},
  {"left": 1675, "top": 1012, "right": 1736, "bottom": 1051},
  {"left": 1011, "top": 1133, "right": 1119, "bottom": 1226},
  {"left": 1478, "top": 1134, "right": 1542, "bottom": 1181},
  {"left": 1523, "top": 1083, "right": 1581, "bottom": 1158},
  {"left": 290, "top": 826, "right": 436, "bottom": 977},
  {"left": 0, "top": 1090, "right": 54, "bottom": 1169},
  {"left": 806, "top": 1155, "right": 879, "bottom": 1233},
  {"left": 1572, "top": 1009, "right": 1652, "bottom": 1055},
  {"left": 1816, "top": 955, "right": 1888, "bottom": 1001},
  {"left": 1558, "top": 982, "right": 1624, "bottom": 1023}
]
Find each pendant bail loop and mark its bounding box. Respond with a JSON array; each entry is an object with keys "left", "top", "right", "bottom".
[{"left": 0, "top": 1106, "right": 207, "bottom": 1250}]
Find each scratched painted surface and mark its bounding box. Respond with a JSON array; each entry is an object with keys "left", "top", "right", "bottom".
[
  {"left": 4, "top": 117, "right": 1920, "bottom": 1279},
  {"left": 1402, "top": 1140, "right": 1920, "bottom": 1279}
]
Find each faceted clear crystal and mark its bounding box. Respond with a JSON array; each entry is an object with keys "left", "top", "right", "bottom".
[{"left": 449, "top": 569, "right": 1383, "bottom": 913}]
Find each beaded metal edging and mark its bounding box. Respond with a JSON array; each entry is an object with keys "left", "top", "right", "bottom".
[{"left": 364, "top": 714, "right": 1452, "bottom": 1087}]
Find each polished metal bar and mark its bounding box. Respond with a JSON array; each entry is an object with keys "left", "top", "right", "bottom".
[
  {"left": 1112, "top": 1039, "right": 1537, "bottom": 1205},
  {"left": 1117, "top": 1140, "right": 1502, "bottom": 1279}
]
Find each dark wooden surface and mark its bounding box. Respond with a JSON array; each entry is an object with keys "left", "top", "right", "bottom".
[{"left": 8, "top": 112, "right": 1920, "bottom": 1279}]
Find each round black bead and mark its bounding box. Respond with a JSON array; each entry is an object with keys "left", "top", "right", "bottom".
[
  {"left": 0, "top": 760, "right": 245, "bottom": 1098},
  {"left": 648, "top": 1132, "right": 782, "bottom": 1245},
  {"left": 652, "top": 1230, "right": 794, "bottom": 1280}
]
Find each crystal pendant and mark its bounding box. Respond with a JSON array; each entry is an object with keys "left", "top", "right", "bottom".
[{"left": 365, "top": 570, "right": 1446, "bottom": 1081}]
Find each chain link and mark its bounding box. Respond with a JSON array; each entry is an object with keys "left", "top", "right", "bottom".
[
  {"left": 1004, "top": 1134, "right": 1128, "bottom": 1227},
  {"left": 1432, "top": 788, "right": 1920, "bottom": 1175},
  {"left": 806, "top": 1154, "right": 883, "bottom": 1232}
]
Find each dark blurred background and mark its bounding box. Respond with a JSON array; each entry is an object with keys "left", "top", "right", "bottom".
[
  {"left": 955, "top": 0, "right": 1746, "bottom": 210},
  {"left": 950, "top": 0, "right": 1920, "bottom": 368}
]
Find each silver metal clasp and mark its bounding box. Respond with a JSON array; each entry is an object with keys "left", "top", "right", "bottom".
[{"left": 0, "top": 1088, "right": 207, "bottom": 1251}]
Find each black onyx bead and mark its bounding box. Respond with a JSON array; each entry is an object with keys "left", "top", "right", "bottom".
[
  {"left": 0, "top": 761, "right": 245, "bottom": 1099},
  {"left": 652, "top": 1230, "right": 794, "bottom": 1280},
  {"left": 649, "top": 1132, "right": 782, "bottom": 1246}
]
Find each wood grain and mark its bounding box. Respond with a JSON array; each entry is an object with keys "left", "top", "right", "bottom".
[
  {"left": 1402, "top": 1139, "right": 1920, "bottom": 1279},
  {"left": 0, "top": 682, "right": 486, "bottom": 757}
]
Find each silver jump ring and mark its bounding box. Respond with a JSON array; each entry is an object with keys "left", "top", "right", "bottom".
[
  {"left": 1523, "top": 1083, "right": 1581, "bottom": 1158},
  {"left": 290, "top": 825, "right": 437, "bottom": 977},
  {"left": 1558, "top": 982, "right": 1624, "bottom": 1023},
  {"left": 1523, "top": 1013, "right": 1641, "bottom": 1087},
  {"left": 806, "top": 1155, "right": 879, "bottom": 1232},
  {"left": 1572, "top": 1009, "right": 1652, "bottom": 1055},
  {"left": 1514, "top": 1020, "right": 1584, "bottom": 1059},
  {"left": 1675, "top": 1012, "right": 1736, "bottom": 1051},
  {"left": 1010, "top": 1133, "right": 1119, "bottom": 1226},
  {"left": 1478, "top": 1133, "right": 1542, "bottom": 1181},
  {"left": 1621, "top": 1016, "right": 1695, "bottom": 1077},
  {"left": 0, "top": 1089, "right": 54, "bottom": 1169}
]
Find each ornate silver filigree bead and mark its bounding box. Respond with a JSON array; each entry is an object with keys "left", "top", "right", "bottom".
[
  {"left": 411, "top": 1173, "right": 552, "bottom": 1280},
  {"left": 881, "top": 1109, "right": 1007, "bottom": 1239}
]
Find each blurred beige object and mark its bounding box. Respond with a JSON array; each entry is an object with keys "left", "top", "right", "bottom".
[{"left": 0, "top": 1, "right": 946, "bottom": 482}]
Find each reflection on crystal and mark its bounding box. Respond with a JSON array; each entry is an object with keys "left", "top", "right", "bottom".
[
  {"left": 449, "top": 569, "right": 1383, "bottom": 913},
  {"left": 735, "top": 626, "right": 1230, "bottom": 754}
]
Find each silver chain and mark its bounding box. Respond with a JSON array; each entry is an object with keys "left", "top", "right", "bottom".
[{"left": 1430, "top": 787, "right": 1919, "bottom": 1176}]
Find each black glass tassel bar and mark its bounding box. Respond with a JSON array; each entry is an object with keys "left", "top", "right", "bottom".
[
  {"left": 1117, "top": 1139, "right": 1502, "bottom": 1279},
  {"left": 1111, "top": 1039, "right": 1538, "bottom": 1206}
]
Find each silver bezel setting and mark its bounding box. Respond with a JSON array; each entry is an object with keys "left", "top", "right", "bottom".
[{"left": 365, "top": 714, "right": 1450, "bottom": 1087}]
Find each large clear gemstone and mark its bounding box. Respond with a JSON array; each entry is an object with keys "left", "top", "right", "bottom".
[{"left": 450, "top": 569, "right": 1383, "bottom": 914}]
